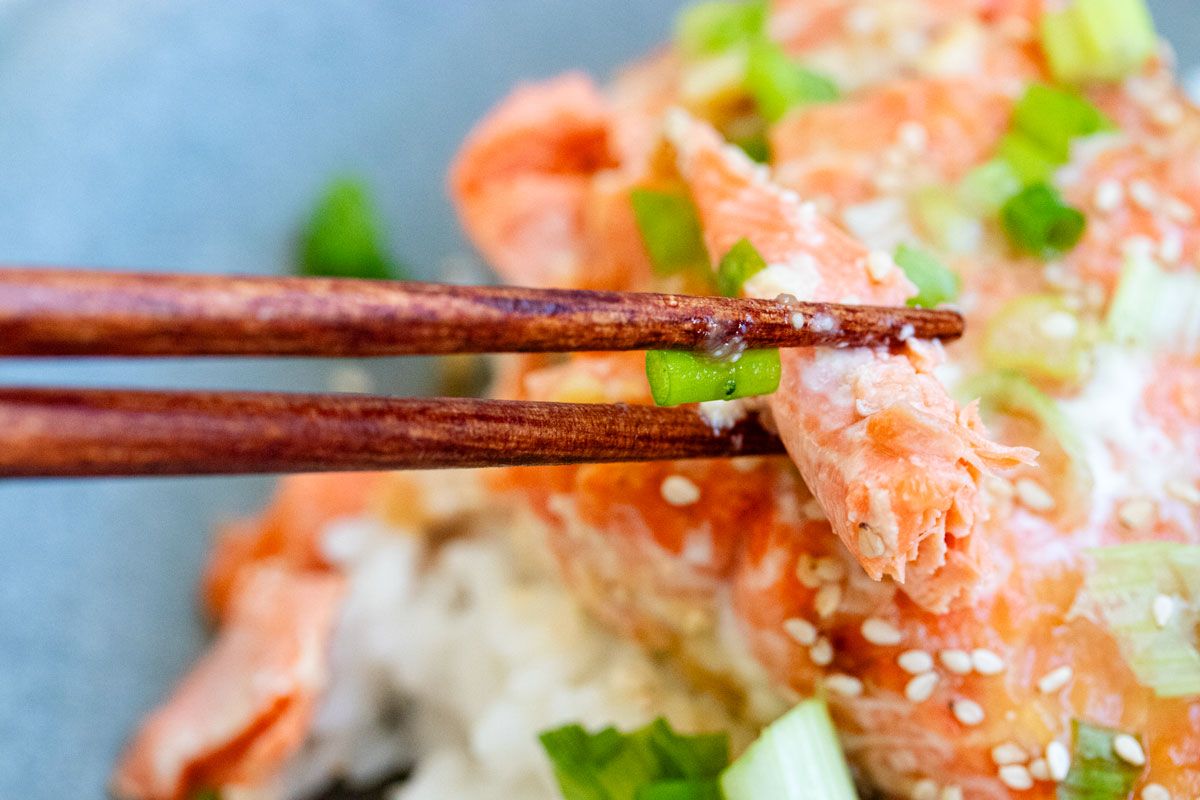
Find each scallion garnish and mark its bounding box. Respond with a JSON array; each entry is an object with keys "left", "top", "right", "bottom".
[
  {"left": 1105, "top": 248, "right": 1200, "bottom": 353},
  {"left": 1000, "top": 183, "right": 1086, "bottom": 256},
  {"left": 539, "top": 718, "right": 730, "bottom": 800},
  {"left": 1057, "top": 719, "right": 1145, "bottom": 800},
  {"left": 957, "top": 159, "right": 1023, "bottom": 216},
  {"left": 299, "top": 177, "right": 406, "bottom": 280},
  {"left": 745, "top": 40, "right": 839, "bottom": 123},
  {"left": 631, "top": 188, "right": 712, "bottom": 277},
  {"left": 716, "top": 238, "right": 768, "bottom": 297},
  {"left": 1040, "top": 0, "right": 1158, "bottom": 84},
  {"left": 719, "top": 696, "right": 857, "bottom": 800},
  {"left": 675, "top": 0, "right": 767, "bottom": 59},
  {"left": 983, "top": 293, "right": 1090, "bottom": 381},
  {"left": 1010, "top": 84, "right": 1111, "bottom": 163},
  {"left": 893, "top": 244, "right": 960, "bottom": 308},
  {"left": 646, "top": 348, "right": 781, "bottom": 406},
  {"left": 1086, "top": 542, "right": 1200, "bottom": 697}
]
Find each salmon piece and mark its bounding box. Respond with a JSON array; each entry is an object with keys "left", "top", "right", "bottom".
[
  {"left": 202, "top": 473, "right": 382, "bottom": 621},
  {"left": 667, "top": 112, "right": 1033, "bottom": 611},
  {"left": 111, "top": 565, "right": 343, "bottom": 800}
]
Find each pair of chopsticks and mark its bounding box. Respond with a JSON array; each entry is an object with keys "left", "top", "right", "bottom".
[{"left": 0, "top": 268, "right": 963, "bottom": 477}]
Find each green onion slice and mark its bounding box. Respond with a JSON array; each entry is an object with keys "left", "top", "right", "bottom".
[
  {"left": 675, "top": 0, "right": 767, "bottom": 59},
  {"left": 745, "top": 40, "right": 839, "bottom": 124},
  {"left": 716, "top": 238, "right": 768, "bottom": 297},
  {"left": 1085, "top": 542, "right": 1200, "bottom": 697},
  {"left": 1040, "top": 0, "right": 1158, "bottom": 84},
  {"left": 983, "top": 293, "right": 1091, "bottom": 382},
  {"left": 1105, "top": 249, "right": 1200, "bottom": 354},
  {"left": 299, "top": 177, "right": 405, "bottom": 280},
  {"left": 630, "top": 188, "right": 712, "bottom": 277},
  {"left": 646, "top": 349, "right": 781, "bottom": 406},
  {"left": 719, "top": 696, "right": 857, "bottom": 800},
  {"left": 1000, "top": 183, "right": 1086, "bottom": 256},
  {"left": 893, "top": 243, "right": 960, "bottom": 308},
  {"left": 1057, "top": 719, "right": 1145, "bottom": 800},
  {"left": 957, "top": 159, "right": 1023, "bottom": 217},
  {"left": 1010, "top": 84, "right": 1111, "bottom": 164}
]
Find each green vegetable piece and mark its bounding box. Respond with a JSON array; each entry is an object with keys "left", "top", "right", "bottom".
[
  {"left": 190, "top": 790, "right": 222, "bottom": 800},
  {"left": 630, "top": 188, "right": 711, "bottom": 277},
  {"left": 893, "top": 243, "right": 960, "bottom": 308},
  {"left": 636, "top": 780, "right": 723, "bottom": 800},
  {"left": 1010, "top": 84, "right": 1111, "bottom": 164},
  {"left": 1105, "top": 248, "right": 1200, "bottom": 352},
  {"left": 996, "top": 131, "right": 1060, "bottom": 186},
  {"left": 1057, "top": 719, "right": 1145, "bottom": 800},
  {"left": 299, "top": 177, "right": 404, "bottom": 280},
  {"left": 1085, "top": 542, "right": 1200, "bottom": 697},
  {"left": 733, "top": 131, "right": 771, "bottom": 163},
  {"left": 957, "top": 159, "right": 1023, "bottom": 216},
  {"left": 646, "top": 349, "right": 781, "bottom": 406},
  {"left": 983, "top": 293, "right": 1090, "bottom": 382},
  {"left": 676, "top": 0, "right": 767, "bottom": 59},
  {"left": 1041, "top": 0, "right": 1157, "bottom": 84},
  {"left": 720, "top": 696, "right": 857, "bottom": 800},
  {"left": 1001, "top": 183, "right": 1086, "bottom": 256},
  {"left": 716, "top": 238, "right": 768, "bottom": 297},
  {"left": 645, "top": 718, "right": 730, "bottom": 779},
  {"left": 745, "top": 41, "right": 839, "bottom": 124}
]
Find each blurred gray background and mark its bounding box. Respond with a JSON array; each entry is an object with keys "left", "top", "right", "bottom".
[{"left": 0, "top": 1, "right": 1194, "bottom": 797}]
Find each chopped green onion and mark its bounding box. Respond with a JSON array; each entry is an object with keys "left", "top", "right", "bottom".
[
  {"left": 1000, "top": 183, "right": 1086, "bottom": 256},
  {"left": 1105, "top": 249, "right": 1200, "bottom": 354},
  {"left": 540, "top": 718, "right": 729, "bottom": 800},
  {"left": 1057, "top": 719, "right": 1145, "bottom": 800},
  {"left": 716, "top": 238, "right": 768, "bottom": 297},
  {"left": 983, "top": 293, "right": 1091, "bottom": 381},
  {"left": 893, "top": 243, "right": 960, "bottom": 308},
  {"left": 1085, "top": 542, "right": 1200, "bottom": 697},
  {"left": 299, "top": 177, "right": 405, "bottom": 280},
  {"left": 996, "top": 132, "right": 1060, "bottom": 186},
  {"left": 719, "top": 696, "right": 857, "bottom": 800},
  {"left": 1010, "top": 84, "right": 1111, "bottom": 164},
  {"left": 646, "top": 349, "right": 781, "bottom": 406},
  {"left": 911, "top": 185, "right": 982, "bottom": 254},
  {"left": 958, "top": 159, "right": 1023, "bottom": 216},
  {"left": 1040, "top": 0, "right": 1158, "bottom": 84},
  {"left": 745, "top": 41, "right": 839, "bottom": 124},
  {"left": 733, "top": 131, "right": 771, "bottom": 163},
  {"left": 675, "top": 0, "right": 767, "bottom": 59},
  {"left": 631, "top": 189, "right": 711, "bottom": 277}
]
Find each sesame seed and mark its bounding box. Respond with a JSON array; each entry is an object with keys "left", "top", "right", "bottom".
[
  {"left": 1164, "top": 196, "right": 1196, "bottom": 223},
  {"left": 862, "top": 617, "right": 903, "bottom": 646},
  {"left": 952, "top": 699, "right": 985, "bottom": 726},
  {"left": 826, "top": 673, "right": 864, "bottom": 697},
  {"left": 845, "top": 5, "right": 879, "bottom": 34},
  {"left": 1037, "top": 665, "right": 1073, "bottom": 694},
  {"left": 810, "top": 636, "right": 834, "bottom": 666},
  {"left": 661, "top": 475, "right": 701, "bottom": 506},
  {"left": 1141, "top": 783, "right": 1170, "bottom": 800},
  {"left": 1028, "top": 758, "right": 1050, "bottom": 781},
  {"left": 940, "top": 786, "right": 963, "bottom": 800},
  {"left": 858, "top": 524, "right": 886, "bottom": 558},
  {"left": 1152, "top": 101, "right": 1183, "bottom": 128},
  {"left": 1160, "top": 230, "right": 1184, "bottom": 264},
  {"left": 867, "top": 250, "right": 897, "bottom": 282},
  {"left": 1166, "top": 479, "right": 1200, "bottom": 506},
  {"left": 898, "top": 649, "right": 934, "bottom": 674},
  {"left": 1039, "top": 311, "right": 1079, "bottom": 339},
  {"left": 814, "top": 556, "right": 847, "bottom": 582},
  {"left": 1015, "top": 479, "right": 1056, "bottom": 512},
  {"left": 906, "top": 672, "right": 939, "bottom": 702},
  {"left": 1118, "top": 498, "right": 1156, "bottom": 529},
  {"left": 1094, "top": 179, "right": 1124, "bottom": 212},
  {"left": 1130, "top": 179, "right": 1158, "bottom": 210},
  {"left": 999, "top": 764, "right": 1034, "bottom": 790},
  {"left": 790, "top": 311, "right": 806, "bottom": 329},
  {"left": 814, "top": 583, "right": 843, "bottom": 619},
  {"left": 1153, "top": 594, "right": 1175, "bottom": 628},
  {"left": 939, "top": 649, "right": 973, "bottom": 675},
  {"left": 783, "top": 617, "right": 818, "bottom": 646},
  {"left": 971, "top": 648, "right": 1006, "bottom": 675},
  {"left": 990, "top": 743, "right": 1027, "bottom": 765},
  {"left": 1113, "top": 734, "right": 1145, "bottom": 766},
  {"left": 802, "top": 498, "right": 828, "bottom": 520},
  {"left": 1046, "top": 741, "right": 1071, "bottom": 781},
  {"left": 795, "top": 554, "right": 822, "bottom": 588},
  {"left": 910, "top": 779, "right": 938, "bottom": 800},
  {"left": 898, "top": 121, "right": 929, "bottom": 152}
]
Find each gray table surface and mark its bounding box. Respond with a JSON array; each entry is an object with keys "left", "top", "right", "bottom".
[{"left": 0, "top": 2, "right": 1194, "bottom": 797}]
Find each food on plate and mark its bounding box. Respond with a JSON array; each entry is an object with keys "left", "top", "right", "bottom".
[{"left": 112, "top": 0, "right": 1200, "bottom": 798}]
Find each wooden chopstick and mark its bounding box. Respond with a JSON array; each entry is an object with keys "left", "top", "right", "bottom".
[
  {"left": 0, "top": 268, "right": 962, "bottom": 357},
  {"left": 0, "top": 387, "right": 785, "bottom": 477}
]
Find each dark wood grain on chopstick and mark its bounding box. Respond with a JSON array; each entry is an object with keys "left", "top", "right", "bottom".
[
  {"left": 0, "top": 268, "right": 962, "bottom": 357},
  {"left": 0, "top": 387, "right": 786, "bottom": 477}
]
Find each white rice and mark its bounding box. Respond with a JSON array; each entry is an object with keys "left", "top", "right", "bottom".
[{"left": 270, "top": 481, "right": 757, "bottom": 800}]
